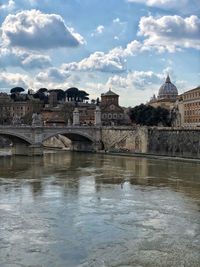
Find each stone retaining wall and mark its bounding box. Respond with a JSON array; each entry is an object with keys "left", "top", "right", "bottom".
[
  {"left": 101, "top": 126, "right": 148, "bottom": 153},
  {"left": 148, "top": 128, "right": 200, "bottom": 158}
]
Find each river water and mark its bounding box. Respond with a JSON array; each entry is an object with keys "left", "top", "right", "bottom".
[{"left": 0, "top": 151, "right": 199, "bottom": 267}]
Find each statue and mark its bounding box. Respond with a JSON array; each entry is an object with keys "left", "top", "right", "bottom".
[
  {"left": 12, "top": 114, "right": 21, "bottom": 125},
  {"left": 32, "top": 113, "right": 43, "bottom": 126},
  {"left": 171, "top": 107, "right": 181, "bottom": 127},
  {"left": 95, "top": 105, "right": 101, "bottom": 126},
  {"left": 67, "top": 118, "right": 71, "bottom": 126}
]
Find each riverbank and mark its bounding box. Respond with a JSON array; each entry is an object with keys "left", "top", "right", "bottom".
[
  {"left": 1, "top": 146, "right": 200, "bottom": 164},
  {"left": 98, "top": 150, "right": 200, "bottom": 164}
]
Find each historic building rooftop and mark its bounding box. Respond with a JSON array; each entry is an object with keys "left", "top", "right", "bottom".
[
  {"left": 158, "top": 74, "right": 178, "bottom": 100},
  {"left": 101, "top": 89, "right": 119, "bottom": 97}
]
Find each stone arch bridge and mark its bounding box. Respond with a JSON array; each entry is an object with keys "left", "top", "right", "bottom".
[{"left": 0, "top": 125, "right": 148, "bottom": 156}]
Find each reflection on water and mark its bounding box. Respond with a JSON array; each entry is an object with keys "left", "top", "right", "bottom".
[{"left": 0, "top": 151, "right": 200, "bottom": 267}]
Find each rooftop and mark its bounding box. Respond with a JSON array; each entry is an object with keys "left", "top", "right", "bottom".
[{"left": 101, "top": 89, "right": 119, "bottom": 97}]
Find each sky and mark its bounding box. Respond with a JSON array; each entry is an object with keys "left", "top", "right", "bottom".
[{"left": 0, "top": 0, "right": 199, "bottom": 106}]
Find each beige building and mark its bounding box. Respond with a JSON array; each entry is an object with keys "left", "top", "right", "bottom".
[
  {"left": 179, "top": 86, "right": 200, "bottom": 127},
  {"left": 0, "top": 92, "right": 42, "bottom": 125}
]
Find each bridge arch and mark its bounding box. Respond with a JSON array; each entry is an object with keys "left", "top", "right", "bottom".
[
  {"left": 0, "top": 131, "right": 33, "bottom": 145},
  {"left": 42, "top": 129, "right": 95, "bottom": 144},
  {"left": 42, "top": 129, "right": 99, "bottom": 152}
]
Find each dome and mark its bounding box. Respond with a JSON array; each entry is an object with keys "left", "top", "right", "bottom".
[{"left": 158, "top": 75, "right": 178, "bottom": 100}]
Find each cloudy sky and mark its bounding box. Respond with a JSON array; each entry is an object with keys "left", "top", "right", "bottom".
[{"left": 0, "top": 0, "right": 199, "bottom": 106}]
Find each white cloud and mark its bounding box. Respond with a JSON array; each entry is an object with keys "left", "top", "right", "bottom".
[
  {"left": 36, "top": 67, "right": 70, "bottom": 83},
  {"left": 91, "top": 17, "right": 127, "bottom": 41},
  {"left": 127, "top": 0, "right": 199, "bottom": 13},
  {"left": 91, "top": 25, "right": 105, "bottom": 36},
  {"left": 0, "top": 0, "right": 15, "bottom": 11},
  {"left": 0, "top": 47, "right": 51, "bottom": 69},
  {"left": 0, "top": 72, "right": 31, "bottom": 90},
  {"left": 138, "top": 15, "right": 200, "bottom": 52},
  {"left": 107, "top": 70, "right": 163, "bottom": 90},
  {"left": 127, "top": 0, "right": 186, "bottom": 8},
  {"left": 62, "top": 48, "right": 126, "bottom": 73},
  {"left": 1, "top": 9, "right": 85, "bottom": 50},
  {"left": 96, "top": 25, "right": 104, "bottom": 34},
  {"left": 62, "top": 40, "right": 143, "bottom": 73},
  {"left": 0, "top": 70, "right": 72, "bottom": 92}
]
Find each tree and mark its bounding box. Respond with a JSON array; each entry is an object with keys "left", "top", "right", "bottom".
[
  {"left": 129, "top": 104, "right": 171, "bottom": 126},
  {"left": 10, "top": 87, "right": 25, "bottom": 102},
  {"left": 65, "top": 87, "right": 79, "bottom": 102},
  {"left": 77, "top": 90, "right": 89, "bottom": 102},
  {"left": 10, "top": 87, "right": 25, "bottom": 94},
  {"left": 33, "top": 88, "right": 48, "bottom": 104},
  {"left": 65, "top": 88, "right": 89, "bottom": 102},
  {"left": 37, "top": 88, "right": 48, "bottom": 94}
]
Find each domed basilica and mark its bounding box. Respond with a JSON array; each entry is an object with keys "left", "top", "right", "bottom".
[
  {"left": 149, "top": 74, "right": 179, "bottom": 110},
  {"left": 158, "top": 75, "right": 178, "bottom": 100}
]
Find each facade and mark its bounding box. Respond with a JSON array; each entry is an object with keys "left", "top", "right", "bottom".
[
  {"left": 78, "top": 103, "right": 96, "bottom": 125},
  {"left": 0, "top": 92, "right": 42, "bottom": 125},
  {"left": 42, "top": 103, "right": 97, "bottom": 126},
  {"left": 179, "top": 86, "right": 200, "bottom": 127},
  {"left": 0, "top": 93, "right": 12, "bottom": 124},
  {"left": 100, "top": 89, "right": 128, "bottom": 125},
  {"left": 42, "top": 108, "right": 66, "bottom": 126}
]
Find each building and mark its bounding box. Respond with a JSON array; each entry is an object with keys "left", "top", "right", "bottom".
[
  {"left": 42, "top": 107, "right": 66, "bottom": 126},
  {"left": 100, "top": 89, "right": 128, "bottom": 125},
  {"left": 149, "top": 75, "right": 178, "bottom": 110},
  {"left": 78, "top": 103, "right": 96, "bottom": 125},
  {"left": 0, "top": 92, "right": 42, "bottom": 125},
  {"left": 179, "top": 86, "right": 200, "bottom": 127}
]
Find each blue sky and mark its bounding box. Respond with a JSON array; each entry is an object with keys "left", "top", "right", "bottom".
[{"left": 0, "top": 0, "right": 199, "bottom": 106}]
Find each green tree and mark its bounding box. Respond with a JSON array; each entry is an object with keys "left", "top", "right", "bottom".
[
  {"left": 77, "top": 90, "right": 89, "bottom": 102},
  {"left": 10, "top": 87, "right": 25, "bottom": 101},
  {"left": 65, "top": 87, "right": 79, "bottom": 102},
  {"left": 10, "top": 87, "right": 25, "bottom": 94},
  {"left": 65, "top": 88, "right": 89, "bottom": 102},
  {"left": 33, "top": 88, "right": 48, "bottom": 104},
  {"left": 129, "top": 104, "right": 171, "bottom": 126}
]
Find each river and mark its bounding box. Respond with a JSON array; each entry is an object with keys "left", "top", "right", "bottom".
[{"left": 0, "top": 151, "right": 199, "bottom": 267}]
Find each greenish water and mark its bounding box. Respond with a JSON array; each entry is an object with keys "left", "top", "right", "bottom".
[{"left": 0, "top": 151, "right": 199, "bottom": 267}]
